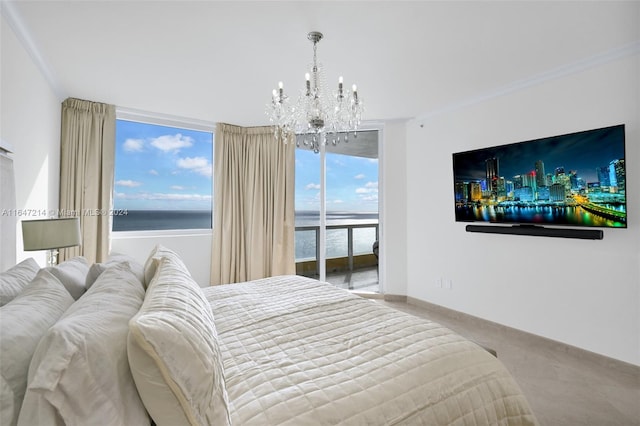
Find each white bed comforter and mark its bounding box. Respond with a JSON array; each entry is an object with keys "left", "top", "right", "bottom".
[{"left": 203, "top": 276, "right": 537, "bottom": 425}]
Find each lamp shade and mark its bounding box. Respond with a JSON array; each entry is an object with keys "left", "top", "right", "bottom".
[{"left": 22, "top": 217, "right": 81, "bottom": 251}]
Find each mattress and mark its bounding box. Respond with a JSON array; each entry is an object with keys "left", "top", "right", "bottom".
[{"left": 203, "top": 275, "right": 537, "bottom": 425}]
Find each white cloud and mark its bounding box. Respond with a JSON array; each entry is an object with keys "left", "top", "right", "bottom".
[
  {"left": 177, "top": 157, "right": 208, "bottom": 168},
  {"left": 123, "top": 138, "right": 144, "bottom": 152},
  {"left": 177, "top": 156, "right": 212, "bottom": 177},
  {"left": 305, "top": 183, "right": 321, "bottom": 190},
  {"left": 331, "top": 158, "right": 346, "bottom": 167},
  {"left": 170, "top": 185, "right": 185, "bottom": 190},
  {"left": 148, "top": 169, "right": 159, "bottom": 175},
  {"left": 115, "top": 179, "right": 142, "bottom": 187},
  {"left": 150, "top": 133, "right": 193, "bottom": 153},
  {"left": 355, "top": 181, "right": 378, "bottom": 203},
  {"left": 114, "top": 192, "right": 212, "bottom": 202},
  {"left": 354, "top": 173, "right": 365, "bottom": 180},
  {"left": 356, "top": 181, "right": 378, "bottom": 194}
]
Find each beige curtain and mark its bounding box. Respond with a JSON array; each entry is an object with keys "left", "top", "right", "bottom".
[
  {"left": 211, "top": 123, "right": 295, "bottom": 285},
  {"left": 58, "top": 98, "right": 115, "bottom": 264}
]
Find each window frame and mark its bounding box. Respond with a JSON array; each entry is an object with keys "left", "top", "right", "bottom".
[{"left": 112, "top": 107, "right": 216, "bottom": 236}]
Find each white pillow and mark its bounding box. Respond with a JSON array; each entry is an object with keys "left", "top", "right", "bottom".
[
  {"left": 142, "top": 244, "right": 189, "bottom": 288},
  {"left": 0, "top": 269, "right": 74, "bottom": 426},
  {"left": 84, "top": 262, "right": 109, "bottom": 290},
  {"left": 85, "top": 253, "right": 145, "bottom": 290},
  {"left": 107, "top": 253, "right": 145, "bottom": 283},
  {"left": 45, "top": 256, "right": 90, "bottom": 300},
  {"left": 128, "top": 256, "right": 231, "bottom": 426},
  {"left": 0, "top": 258, "right": 40, "bottom": 306},
  {"left": 18, "top": 263, "right": 149, "bottom": 426}
]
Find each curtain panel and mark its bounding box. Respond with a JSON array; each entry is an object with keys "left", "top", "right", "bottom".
[
  {"left": 59, "top": 98, "right": 115, "bottom": 264},
  {"left": 211, "top": 123, "right": 295, "bottom": 285}
]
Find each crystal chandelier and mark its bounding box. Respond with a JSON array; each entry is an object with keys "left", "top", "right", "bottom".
[{"left": 266, "top": 31, "right": 364, "bottom": 153}]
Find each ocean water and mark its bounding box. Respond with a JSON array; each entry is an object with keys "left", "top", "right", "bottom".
[
  {"left": 294, "top": 211, "right": 379, "bottom": 260},
  {"left": 112, "top": 210, "right": 378, "bottom": 260},
  {"left": 112, "top": 210, "right": 212, "bottom": 231}
]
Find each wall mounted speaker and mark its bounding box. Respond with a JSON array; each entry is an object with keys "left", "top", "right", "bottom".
[{"left": 465, "top": 224, "right": 603, "bottom": 240}]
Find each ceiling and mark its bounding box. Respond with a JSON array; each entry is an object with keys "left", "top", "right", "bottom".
[{"left": 3, "top": 1, "right": 639, "bottom": 129}]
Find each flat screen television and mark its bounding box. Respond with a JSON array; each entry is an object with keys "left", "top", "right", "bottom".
[{"left": 453, "top": 124, "right": 626, "bottom": 229}]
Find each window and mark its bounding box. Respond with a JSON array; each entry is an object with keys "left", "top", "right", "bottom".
[{"left": 112, "top": 115, "right": 214, "bottom": 232}]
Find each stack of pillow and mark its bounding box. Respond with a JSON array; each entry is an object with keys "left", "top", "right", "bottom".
[
  {"left": 0, "top": 253, "right": 149, "bottom": 426},
  {"left": 0, "top": 245, "right": 231, "bottom": 426},
  {"left": 0, "top": 264, "right": 74, "bottom": 426}
]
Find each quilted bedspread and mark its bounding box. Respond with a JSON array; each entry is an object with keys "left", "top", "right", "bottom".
[{"left": 203, "top": 275, "right": 538, "bottom": 425}]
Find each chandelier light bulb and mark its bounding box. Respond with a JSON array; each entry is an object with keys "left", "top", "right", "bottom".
[{"left": 266, "top": 31, "right": 364, "bottom": 153}]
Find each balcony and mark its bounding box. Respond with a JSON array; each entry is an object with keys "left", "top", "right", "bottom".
[{"left": 295, "top": 223, "right": 379, "bottom": 293}]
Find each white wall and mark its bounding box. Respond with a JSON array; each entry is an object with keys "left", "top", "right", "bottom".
[
  {"left": 379, "top": 120, "right": 408, "bottom": 296},
  {"left": 110, "top": 231, "right": 212, "bottom": 286},
  {"left": 406, "top": 54, "right": 639, "bottom": 365},
  {"left": 1, "top": 14, "right": 62, "bottom": 267}
]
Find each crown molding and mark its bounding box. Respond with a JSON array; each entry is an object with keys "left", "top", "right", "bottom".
[
  {"left": 417, "top": 40, "right": 640, "bottom": 122},
  {"left": 0, "top": 138, "right": 14, "bottom": 154},
  {"left": 1, "top": 0, "right": 67, "bottom": 101}
]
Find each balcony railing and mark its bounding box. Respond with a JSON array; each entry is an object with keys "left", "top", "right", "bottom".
[{"left": 295, "top": 223, "right": 379, "bottom": 276}]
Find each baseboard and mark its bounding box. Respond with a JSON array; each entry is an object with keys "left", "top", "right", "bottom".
[
  {"left": 355, "top": 292, "right": 406, "bottom": 302},
  {"left": 352, "top": 291, "right": 384, "bottom": 299},
  {"left": 383, "top": 294, "right": 407, "bottom": 303},
  {"left": 406, "top": 297, "right": 639, "bottom": 376}
]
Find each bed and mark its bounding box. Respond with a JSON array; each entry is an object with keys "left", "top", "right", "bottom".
[
  {"left": 204, "top": 276, "right": 537, "bottom": 425},
  {"left": 2, "top": 245, "right": 538, "bottom": 425}
]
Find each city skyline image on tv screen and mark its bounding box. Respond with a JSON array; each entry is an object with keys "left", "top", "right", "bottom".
[{"left": 452, "top": 124, "right": 626, "bottom": 228}]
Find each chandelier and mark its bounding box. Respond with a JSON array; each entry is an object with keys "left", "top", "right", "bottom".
[{"left": 266, "top": 31, "right": 364, "bottom": 153}]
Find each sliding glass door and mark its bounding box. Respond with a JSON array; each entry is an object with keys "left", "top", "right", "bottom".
[
  {"left": 294, "top": 148, "right": 321, "bottom": 279},
  {"left": 294, "top": 130, "right": 379, "bottom": 292}
]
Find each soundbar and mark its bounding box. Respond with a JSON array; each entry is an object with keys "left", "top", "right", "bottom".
[{"left": 465, "top": 224, "right": 604, "bottom": 240}]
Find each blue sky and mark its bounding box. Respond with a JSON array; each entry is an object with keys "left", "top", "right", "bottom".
[
  {"left": 113, "top": 120, "right": 213, "bottom": 210},
  {"left": 295, "top": 150, "right": 379, "bottom": 212},
  {"left": 114, "top": 119, "right": 378, "bottom": 212}
]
